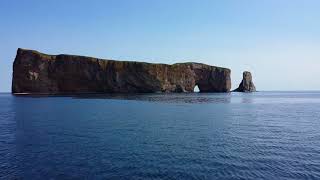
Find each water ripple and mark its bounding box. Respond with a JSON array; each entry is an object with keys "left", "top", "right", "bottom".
[{"left": 0, "top": 92, "right": 320, "bottom": 179}]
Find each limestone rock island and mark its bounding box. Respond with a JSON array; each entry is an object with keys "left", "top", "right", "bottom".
[
  {"left": 234, "top": 71, "right": 256, "bottom": 92},
  {"left": 12, "top": 48, "right": 231, "bottom": 94}
]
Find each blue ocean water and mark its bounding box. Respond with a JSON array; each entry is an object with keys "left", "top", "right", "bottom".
[{"left": 0, "top": 92, "right": 320, "bottom": 179}]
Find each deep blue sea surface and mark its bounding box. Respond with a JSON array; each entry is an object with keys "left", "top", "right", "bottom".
[{"left": 1, "top": 92, "right": 320, "bottom": 179}]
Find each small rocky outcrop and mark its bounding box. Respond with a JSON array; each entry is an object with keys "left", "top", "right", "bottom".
[
  {"left": 234, "top": 71, "right": 256, "bottom": 92},
  {"left": 12, "top": 48, "right": 232, "bottom": 94}
]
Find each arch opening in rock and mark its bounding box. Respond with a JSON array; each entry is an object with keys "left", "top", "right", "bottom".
[{"left": 193, "top": 85, "right": 200, "bottom": 93}]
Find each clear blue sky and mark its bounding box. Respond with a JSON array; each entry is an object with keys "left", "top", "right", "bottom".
[{"left": 1, "top": 0, "right": 319, "bottom": 92}]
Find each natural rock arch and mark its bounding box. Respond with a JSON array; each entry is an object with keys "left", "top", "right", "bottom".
[{"left": 12, "top": 49, "right": 232, "bottom": 94}]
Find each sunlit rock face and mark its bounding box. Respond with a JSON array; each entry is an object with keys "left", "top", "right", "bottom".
[
  {"left": 12, "top": 48, "right": 231, "bottom": 94},
  {"left": 234, "top": 71, "right": 256, "bottom": 92}
]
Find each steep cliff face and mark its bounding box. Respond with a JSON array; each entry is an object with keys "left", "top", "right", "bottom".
[
  {"left": 12, "top": 48, "right": 231, "bottom": 94},
  {"left": 234, "top": 71, "right": 256, "bottom": 92}
]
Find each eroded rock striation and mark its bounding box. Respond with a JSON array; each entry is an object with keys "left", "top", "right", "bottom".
[
  {"left": 12, "top": 48, "right": 231, "bottom": 94},
  {"left": 234, "top": 71, "right": 256, "bottom": 92}
]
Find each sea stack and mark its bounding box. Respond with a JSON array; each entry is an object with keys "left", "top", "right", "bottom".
[
  {"left": 234, "top": 71, "right": 256, "bottom": 92},
  {"left": 12, "top": 48, "right": 231, "bottom": 94}
]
